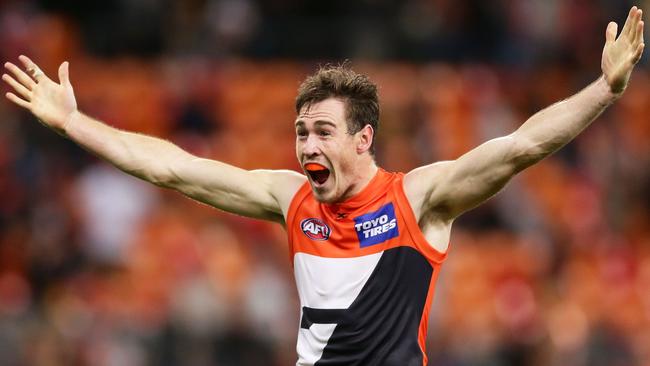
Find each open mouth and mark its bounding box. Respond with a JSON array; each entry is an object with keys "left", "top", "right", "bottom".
[{"left": 304, "top": 163, "right": 330, "bottom": 185}]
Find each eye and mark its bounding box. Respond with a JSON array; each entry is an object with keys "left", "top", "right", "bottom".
[
  {"left": 319, "top": 130, "right": 331, "bottom": 137},
  {"left": 296, "top": 130, "right": 308, "bottom": 138}
]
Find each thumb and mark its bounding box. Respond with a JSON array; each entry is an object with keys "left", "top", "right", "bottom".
[
  {"left": 58, "top": 61, "right": 71, "bottom": 86},
  {"left": 606, "top": 22, "right": 618, "bottom": 44}
]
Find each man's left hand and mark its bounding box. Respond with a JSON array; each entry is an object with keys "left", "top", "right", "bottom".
[{"left": 602, "top": 6, "right": 645, "bottom": 94}]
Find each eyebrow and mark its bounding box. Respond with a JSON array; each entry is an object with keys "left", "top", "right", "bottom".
[{"left": 294, "top": 120, "right": 337, "bottom": 128}]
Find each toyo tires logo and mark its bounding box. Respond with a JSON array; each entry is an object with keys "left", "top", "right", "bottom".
[
  {"left": 300, "top": 218, "right": 331, "bottom": 241},
  {"left": 353, "top": 203, "right": 399, "bottom": 247}
]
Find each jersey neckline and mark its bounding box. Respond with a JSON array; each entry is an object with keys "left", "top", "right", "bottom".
[{"left": 326, "top": 168, "right": 391, "bottom": 212}]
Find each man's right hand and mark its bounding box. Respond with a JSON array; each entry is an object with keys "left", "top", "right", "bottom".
[
  {"left": 3, "top": 55, "right": 78, "bottom": 134},
  {"left": 2, "top": 55, "right": 306, "bottom": 224}
]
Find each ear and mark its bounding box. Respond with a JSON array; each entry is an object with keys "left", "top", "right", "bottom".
[{"left": 356, "top": 124, "right": 374, "bottom": 154}]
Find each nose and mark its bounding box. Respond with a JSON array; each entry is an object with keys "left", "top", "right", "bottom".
[{"left": 301, "top": 134, "right": 322, "bottom": 157}]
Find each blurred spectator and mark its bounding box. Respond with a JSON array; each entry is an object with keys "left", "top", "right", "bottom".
[
  {"left": 0, "top": 1, "right": 649, "bottom": 365},
  {"left": 76, "top": 164, "right": 157, "bottom": 264}
]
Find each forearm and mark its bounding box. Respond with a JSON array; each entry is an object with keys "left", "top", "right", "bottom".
[
  {"left": 62, "top": 110, "right": 297, "bottom": 221},
  {"left": 63, "top": 110, "right": 187, "bottom": 185},
  {"left": 512, "top": 76, "right": 618, "bottom": 167}
]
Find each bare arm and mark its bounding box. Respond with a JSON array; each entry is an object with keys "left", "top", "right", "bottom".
[
  {"left": 406, "top": 7, "right": 645, "bottom": 221},
  {"left": 3, "top": 56, "right": 305, "bottom": 223},
  {"left": 65, "top": 112, "right": 305, "bottom": 222}
]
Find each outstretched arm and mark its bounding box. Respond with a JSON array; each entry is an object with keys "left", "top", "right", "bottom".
[
  {"left": 406, "top": 6, "right": 644, "bottom": 221},
  {"left": 3, "top": 56, "right": 305, "bottom": 223}
]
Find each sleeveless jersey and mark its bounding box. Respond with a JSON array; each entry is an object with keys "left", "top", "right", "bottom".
[{"left": 286, "top": 169, "right": 448, "bottom": 366}]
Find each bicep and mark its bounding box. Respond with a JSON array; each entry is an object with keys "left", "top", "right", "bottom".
[
  {"left": 408, "top": 134, "right": 529, "bottom": 220},
  {"left": 165, "top": 156, "right": 306, "bottom": 223}
]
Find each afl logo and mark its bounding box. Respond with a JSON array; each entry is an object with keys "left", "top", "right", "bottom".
[{"left": 300, "top": 218, "right": 331, "bottom": 241}]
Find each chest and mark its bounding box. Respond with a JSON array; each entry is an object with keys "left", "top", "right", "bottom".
[{"left": 293, "top": 201, "right": 406, "bottom": 257}]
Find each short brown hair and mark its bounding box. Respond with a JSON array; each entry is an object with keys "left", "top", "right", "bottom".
[{"left": 295, "top": 64, "right": 379, "bottom": 155}]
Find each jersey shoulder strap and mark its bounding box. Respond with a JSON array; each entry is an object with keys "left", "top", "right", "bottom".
[
  {"left": 286, "top": 181, "right": 313, "bottom": 259},
  {"left": 390, "top": 172, "right": 448, "bottom": 264}
]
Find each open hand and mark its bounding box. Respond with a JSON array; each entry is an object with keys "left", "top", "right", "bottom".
[
  {"left": 3, "top": 55, "right": 77, "bottom": 134},
  {"left": 602, "top": 6, "right": 645, "bottom": 94}
]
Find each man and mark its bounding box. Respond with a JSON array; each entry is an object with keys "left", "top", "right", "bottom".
[{"left": 2, "top": 6, "right": 644, "bottom": 366}]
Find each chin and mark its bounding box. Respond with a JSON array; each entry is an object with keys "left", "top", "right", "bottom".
[{"left": 310, "top": 185, "right": 338, "bottom": 203}]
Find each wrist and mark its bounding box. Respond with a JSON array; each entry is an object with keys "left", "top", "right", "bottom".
[
  {"left": 61, "top": 110, "right": 80, "bottom": 136},
  {"left": 598, "top": 75, "right": 623, "bottom": 103}
]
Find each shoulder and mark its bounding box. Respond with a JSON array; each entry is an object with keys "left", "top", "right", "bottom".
[
  {"left": 252, "top": 169, "right": 307, "bottom": 218},
  {"left": 402, "top": 161, "right": 454, "bottom": 221}
]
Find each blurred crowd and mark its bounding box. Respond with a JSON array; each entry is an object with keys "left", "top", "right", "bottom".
[{"left": 0, "top": 0, "right": 650, "bottom": 365}]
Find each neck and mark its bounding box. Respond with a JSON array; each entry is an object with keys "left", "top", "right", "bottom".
[{"left": 339, "top": 158, "right": 379, "bottom": 201}]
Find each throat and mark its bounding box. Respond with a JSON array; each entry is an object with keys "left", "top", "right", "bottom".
[{"left": 335, "top": 165, "right": 380, "bottom": 201}]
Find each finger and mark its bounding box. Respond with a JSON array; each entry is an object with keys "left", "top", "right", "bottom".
[
  {"left": 606, "top": 22, "right": 618, "bottom": 45},
  {"left": 632, "top": 42, "right": 645, "bottom": 64},
  {"left": 18, "top": 55, "right": 39, "bottom": 71},
  {"left": 5, "top": 92, "right": 31, "bottom": 109},
  {"left": 18, "top": 55, "right": 47, "bottom": 84},
  {"left": 639, "top": 22, "right": 645, "bottom": 43},
  {"left": 58, "top": 61, "right": 70, "bottom": 86},
  {"left": 631, "top": 11, "right": 643, "bottom": 43},
  {"left": 622, "top": 6, "right": 638, "bottom": 38},
  {"left": 4, "top": 62, "right": 36, "bottom": 90},
  {"left": 2, "top": 74, "right": 31, "bottom": 100},
  {"left": 629, "top": 9, "right": 643, "bottom": 39},
  {"left": 636, "top": 20, "right": 645, "bottom": 44}
]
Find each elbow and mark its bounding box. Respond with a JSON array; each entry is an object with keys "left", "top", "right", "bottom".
[
  {"left": 508, "top": 134, "right": 550, "bottom": 173},
  {"left": 129, "top": 167, "right": 171, "bottom": 187},
  {"left": 143, "top": 151, "right": 190, "bottom": 188},
  {"left": 128, "top": 160, "right": 177, "bottom": 188},
  {"left": 148, "top": 172, "right": 172, "bottom": 187},
  {"left": 150, "top": 164, "right": 183, "bottom": 188}
]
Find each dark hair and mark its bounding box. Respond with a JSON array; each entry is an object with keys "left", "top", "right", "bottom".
[{"left": 295, "top": 64, "right": 379, "bottom": 155}]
